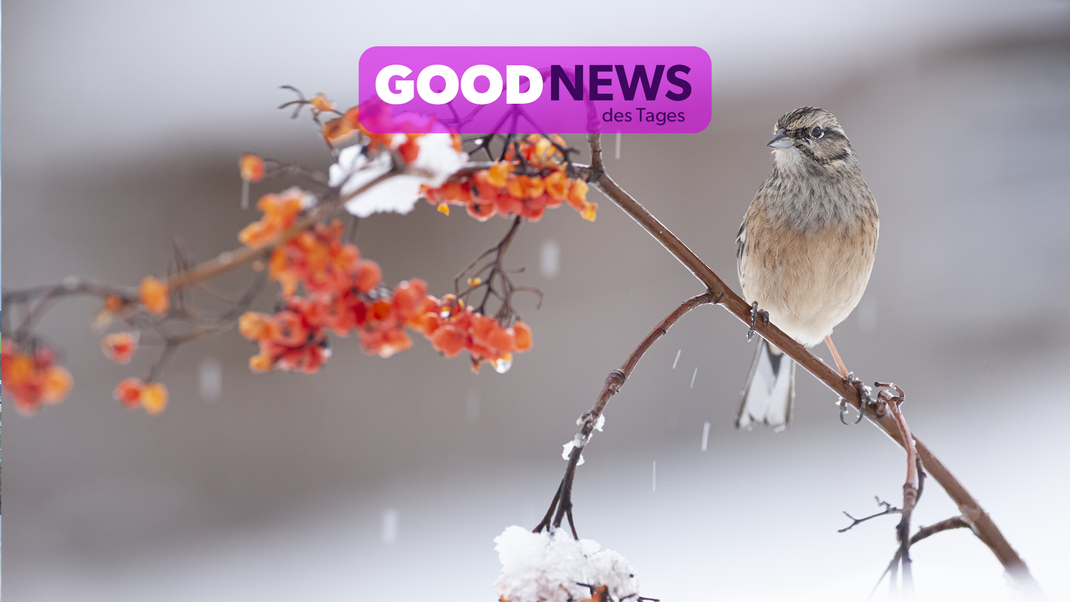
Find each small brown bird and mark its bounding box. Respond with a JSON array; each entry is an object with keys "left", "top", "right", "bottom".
[{"left": 736, "top": 107, "right": 879, "bottom": 430}]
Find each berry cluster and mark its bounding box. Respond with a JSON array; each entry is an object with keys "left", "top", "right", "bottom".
[
  {"left": 240, "top": 304, "right": 332, "bottom": 373},
  {"left": 237, "top": 197, "right": 533, "bottom": 373},
  {"left": 415, "top": 295, "right": 533, "bottom": 373},
  {"left": 423, "top": 135, "right": 595, "bottom": 223},
  {"left": 1, "top": 340, "right": 73, "bottom": 414}
]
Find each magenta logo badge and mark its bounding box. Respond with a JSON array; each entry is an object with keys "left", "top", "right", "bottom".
[{"left": 357, "top": 46, "right": 711, "bottom": 134}]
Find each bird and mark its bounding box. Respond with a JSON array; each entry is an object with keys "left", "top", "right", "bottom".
[{"left": 735, "top": 107, "right": 879, "bottom": 430}]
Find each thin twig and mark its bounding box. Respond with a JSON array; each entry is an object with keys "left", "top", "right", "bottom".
[
  {"left": 870, "top": 516, "right": 975, "bottom": 599},
  {"left": 878, "top": 383, "right": 919, "bottom": 592},
  {"left": 839, "top": 497, "right": 900, "bottom": 533},
  {"left": 534, "top": 292, "right": 716, "bottom": 535}
]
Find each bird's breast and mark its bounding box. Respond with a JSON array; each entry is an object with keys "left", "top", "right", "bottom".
[{"left": 739, "top": 185, "right": 878, "bottom": 346}]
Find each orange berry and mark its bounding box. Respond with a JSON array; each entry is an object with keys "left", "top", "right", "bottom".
[
  {"left": 486, "top": 162, "right": 513, "bottom": 188},
  {"left": 469, "top": 341, "right": 495, "bottom": 363},
  {"left": 355, "top": 260, "right": 382, "bottom": 293},
  {"left": 521, "top": 194, "right": 547, "bottom": 222},
  {"left": 41, "top": 365, "right": 73, "bottom": 403},
  {"left": 431, "top": 325, "right": 466, "bottom": 358},
  {"left": 239, "top": 153, "right": 265, "bottom": 183},
  {"left": 470, "top": 313, "right": 496, "bottom": 345},
  {"left": 567, "top": 179, "right": 589, "bottom": 211},
  {"left": 378, "top": 329, "right": 413, "bottom": 358},
  {"left": 295, "top": 345, "right": 329, "bottom": 374},
  {"left": 368, "top": 299, "right": 394, "bottom": 323},
  {"left": 342, "top": 105, "right": 360, "bottom": 127},
  {"left": 310, "top": 93, "right": 334, "bottom": 113},
  {"left": 139, "top": 276, "right": 170, "bottom": 315},
  {"left": 543, "top": 171, "right": 569, "bottom": 204},
  {"left": 424, "top": 185, "right": 445, "bottom": 205},
  {"left": 394, "top": 279, "right": 428, "bottom": 320},
  {"left": 322, "top": 117, "right": 355, "bottom": 143},
  {"left": 239, "top": 312, "right": 275, "bottom": 340},
  {"left": 466, "top": 199, "right": 496, "bottom": 221},
  {"left": 527, "top": 176, "right": 545, "bottom": 198},
  {"left": 114, "top": 377, "right": 144, "bottom": 408},
  {"left": 104, "top": 295, "right": 125, "bottom": 312},
  {"left": 488, "top": 326, "right": 518, "bottom": 354},
  {"left": 472, "top": 170, "right": 500, "bottom": 201},
  {"left": 141, "top": 382, "right": 168, "bottom": 415},
  {"left": 249, "top": 353, "right": 273, "bottom": 373},
  {"left": 273, "top": 310, "right": 309, "bottom": 347},
  {"left": 440, "top": 181, "right": 470, "bottom": 204},
  {"left": 102, "top": 331, "right": 139, "bottom": 364},
  {"left": 495, "top": 193, "right": 523, "bottom": 218},
  {"left": 238, "top": 221, "right": 269, "bottom": 246},
  {"left": 506, "top": 175, "right": 525, "bottom": 199},
  {"left": 3, "top": 351, "right": 35, "bottom": 385},
  {"left": 422, "top": 314, "right": 443, "bottom": 336},
  {"left": 513, "top": 321, "right": 533, "bottom": 351},
  {"left": 399, "top": 137, "right": 421, "bottom": 163},
  {"left": 580, "top": 201, "right": 598, "bottom": 222}
]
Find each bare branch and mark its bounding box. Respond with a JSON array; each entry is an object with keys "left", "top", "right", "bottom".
[
  {"left": 839, "top": 497, "right": 901, "bottom": 533},
  {"left": 535, "top": 292, "right": 716, "bottom": 535},
  {"left": 871, "top": 516, "right": 976, "bottom": 599}
]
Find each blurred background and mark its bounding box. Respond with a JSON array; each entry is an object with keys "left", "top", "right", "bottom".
[{"left": 4, "top": 1, "right": 1070, "bottom": 600}]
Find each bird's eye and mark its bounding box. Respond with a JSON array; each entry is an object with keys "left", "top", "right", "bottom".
[{"left": 811, "top": 126, "right": 824, "bottom": 139}]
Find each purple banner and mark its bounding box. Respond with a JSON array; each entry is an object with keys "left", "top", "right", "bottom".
[{"left": 357, "top": 46, "right": 711, "bottom": 134}]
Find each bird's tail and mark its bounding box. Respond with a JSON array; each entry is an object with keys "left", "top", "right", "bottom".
[{"left": 736, "top": 338, "right": 795, "bottom": 430}]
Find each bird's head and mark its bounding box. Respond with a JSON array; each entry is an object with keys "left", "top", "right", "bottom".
[{"left": 768, "top": 107, "right": 854, "bottom": 172}]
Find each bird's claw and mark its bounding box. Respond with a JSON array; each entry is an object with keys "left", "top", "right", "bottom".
[
  {"left": 747, "top": 301, "right": 769, "bottom": 342},
  {"left": 849, "top": 374, "right": 871, "bottom": 424},
  {"left": 838, "top": 373, "right": 871, "bottom": 425}
]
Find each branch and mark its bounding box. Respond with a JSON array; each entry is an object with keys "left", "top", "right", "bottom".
[
  {"left": 839, "top": 497, "right": 900, "bottom": 533},
  {"left": 580, "top": 133, "right": 1038, "bottom": 589},
  {"left": 871, "top": 516, "right": 975, "bottom": 598},
  {"left": 879, "top": 383, "right": 920, "bottom": 592},
  {"left": 166, "top": 169, "right": 398, "bottom": 292},
  {"left": 534, "top": 292, "right": 715, "bottom": 536}
]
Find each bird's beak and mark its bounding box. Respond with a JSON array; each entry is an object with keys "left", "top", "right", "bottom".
[{"left": 767, "top": 129, "right": 793, "bottom": 149}]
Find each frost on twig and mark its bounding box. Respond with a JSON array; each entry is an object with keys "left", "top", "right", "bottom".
[{"left": 494, "top": 526, "right": 645, "bottom": 602}]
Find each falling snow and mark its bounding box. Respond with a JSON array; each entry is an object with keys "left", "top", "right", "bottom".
[
  {"left": 540, "top": 239, "right": 560, "bottom": 279},
  {"left": 198, "top": 357, "right": 222, "bottom": 401},
  {"left": 381, "top": 508, "right": 399, "bottom": 545}
]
